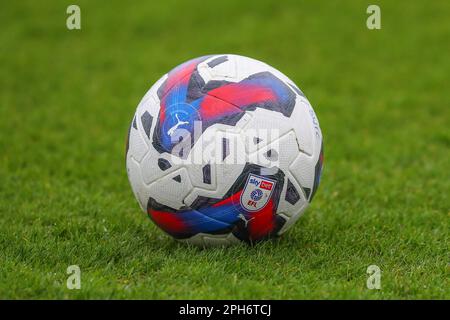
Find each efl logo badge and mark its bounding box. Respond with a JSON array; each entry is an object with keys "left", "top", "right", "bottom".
[{"left": 240, "top": 174, "right": 276, "bottom": 212}]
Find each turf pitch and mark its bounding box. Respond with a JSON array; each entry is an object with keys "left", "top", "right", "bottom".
[{"left": 0, "top": 0, "right": 449, "bottom": 299}]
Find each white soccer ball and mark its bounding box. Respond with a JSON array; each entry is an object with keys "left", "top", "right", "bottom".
[{"left": 126, "top": 54, "right": 323, "bottom": 246}]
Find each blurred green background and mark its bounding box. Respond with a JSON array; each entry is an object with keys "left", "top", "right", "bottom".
[{"left": 0, "top": 0, "right": 448, "bottom": 299}]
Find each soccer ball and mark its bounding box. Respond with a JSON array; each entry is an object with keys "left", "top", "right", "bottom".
[{"left": 126, "top": 54, "right": 323, "bottom": 246}]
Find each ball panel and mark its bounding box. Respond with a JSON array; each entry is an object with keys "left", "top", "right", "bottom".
[
  {"left": 277, "top": 174, "right": 309, "bottom": 218},
  {"left": 147, "top": 167, "right": 193, "bottom": 210},
  {"left": 126, "top": 156, "right": 149, "bottom": 212},
  {"left": 126, "top": 115, "right": 149, "bottom": 163}
]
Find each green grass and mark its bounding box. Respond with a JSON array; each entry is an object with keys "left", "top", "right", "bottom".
[{"left": 0, "top": 0, "right": 449, "bottom": 299}]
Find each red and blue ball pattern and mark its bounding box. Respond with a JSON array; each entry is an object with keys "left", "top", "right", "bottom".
[
  {"left": 147, "top": 164, "right": 287, "bottom": 243},
  {"left": 152, "top": 56, "right": 296, "bottom": 154}
]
